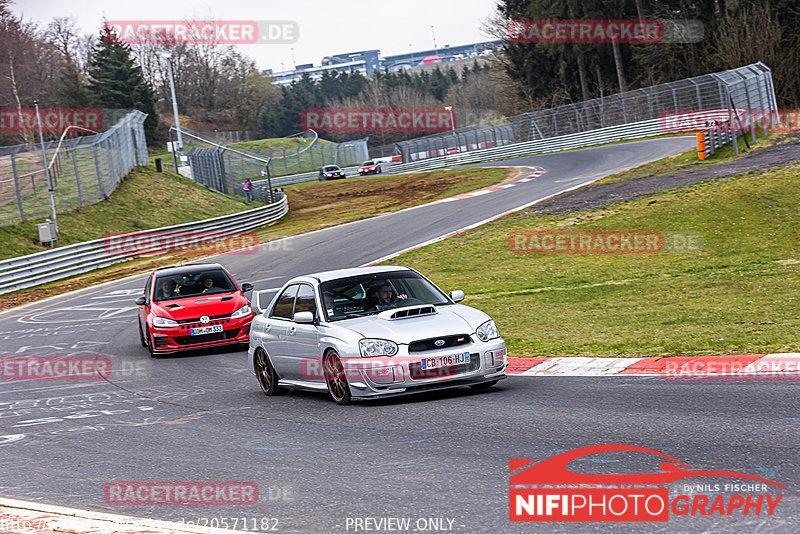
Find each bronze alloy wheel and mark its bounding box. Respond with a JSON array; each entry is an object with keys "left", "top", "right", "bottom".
[
  {"left": 255, "top": 348, "right": 286, "bottom": 396},
  {"left": 323, "top": 352, "right": 352, "bottom": 405}
]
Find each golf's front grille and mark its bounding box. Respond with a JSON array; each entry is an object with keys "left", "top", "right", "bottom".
[
  {"left": 172, "top": 328, "right": 241, "bottom": 345},
  {"left": 408, "top": 334, "right": 471, "bottom": 353},
  {"left": 177, "top": 314, "right": 230, "bottom": 326},
  {"left": 409, "top": 353, "right": 479, "bottom": 380}
]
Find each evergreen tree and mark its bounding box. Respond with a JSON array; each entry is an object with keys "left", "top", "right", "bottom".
[
  {"left": 58, "top": 58, "right": 90, "bottom": 109},
  {"left": 87, "top": 25, "right": 159, "bottom": 141}
]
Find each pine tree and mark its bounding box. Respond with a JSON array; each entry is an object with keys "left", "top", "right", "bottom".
[
  {"left": 58, "top": 59, "right": 90, "bottom": 109},
  {"left": 87, "top": 25, "right": 159, "bottom": 141}
]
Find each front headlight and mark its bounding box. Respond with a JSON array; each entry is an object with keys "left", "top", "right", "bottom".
[
  {"left": 476, "top": 319, "right": 500, "bottom": 342},
  {"left": 231, "top": 305, "right": 252, "bottom": 319},
  {"left": 152, "top": 316, "right": 178, "bottom": 328},
  {"left": 359, "top": 338, "right": 398, "bottom": 357}
]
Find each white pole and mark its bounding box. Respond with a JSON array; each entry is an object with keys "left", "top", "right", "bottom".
[{"left": 34, "top": 100, "right": 58, "bottom": 245}]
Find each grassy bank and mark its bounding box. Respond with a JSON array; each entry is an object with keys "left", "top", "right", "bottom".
[
  {"left": 0, "top": 165, "right": 255, "bottom": 260},
  {"left": 387, "top": 161, "right": 800, "bottom": 357}
]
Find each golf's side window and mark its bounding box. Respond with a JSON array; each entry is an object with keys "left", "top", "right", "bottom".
[
  {"left": 293, "top": 284, "right": 317, "bottom": 319},
  {"left": 271, "top": 284, "right": 299, "bottom": 320}
]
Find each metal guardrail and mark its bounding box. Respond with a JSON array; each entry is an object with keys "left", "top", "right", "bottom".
[
  {"left": 383, "top": 118, "right": 668, "bottom": 175},
  {"left": 0, "top": 196, "right": 288, "bottom": 295},
  {"left": 252, "top": 119, "right": 666, "bottom": 183}
]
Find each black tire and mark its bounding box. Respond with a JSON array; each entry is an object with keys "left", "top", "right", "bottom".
[
  {"left": 323, "top": 352, "right": 352, "bottom": 405},
  {"left": 137, "top": 317, "right": 147, "bottom": 347},
  {"left": 469, "top": 380, "right": 499, "bottom": 390},
  {"left": 378, "top": 167, "right": 382, "bottom": 173},
  {"left": 255, "top": 348, "right": 287, "bottom": 396},
  {"left": 145, "top": 325, "right": 157, "bottom": 358}
]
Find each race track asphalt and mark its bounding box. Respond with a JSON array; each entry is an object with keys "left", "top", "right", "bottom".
[{"left": 3, "top": 136, "right": 798, "bottom": 533}]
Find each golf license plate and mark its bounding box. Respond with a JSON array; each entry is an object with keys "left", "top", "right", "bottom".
[
  {"left": 420, "top": 351, "right": 470, "bottom": 370},
  {"left": 190, "top": 325, "right": 223, "bottom": 336}
]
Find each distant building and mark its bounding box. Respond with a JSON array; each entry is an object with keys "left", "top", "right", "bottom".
[{"left": 264, "top": 40, "right": 502, "bottom": 86}]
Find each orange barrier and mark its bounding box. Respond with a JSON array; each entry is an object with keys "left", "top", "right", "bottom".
[{"left": 696, "top": 132, "right": 706, "bottom": 160}]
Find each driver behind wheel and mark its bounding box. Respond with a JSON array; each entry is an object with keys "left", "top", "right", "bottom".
[{"left": 367, "top": 283, "right": 407, "bottom": 310}]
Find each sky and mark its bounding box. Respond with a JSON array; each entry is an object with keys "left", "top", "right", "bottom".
[{"left": 12, "top": 0, "right": 499, "bottom": 72}]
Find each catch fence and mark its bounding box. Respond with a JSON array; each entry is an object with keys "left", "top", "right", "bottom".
[{"left": 394, "top": 63, "right": 777, "bottom": 162}]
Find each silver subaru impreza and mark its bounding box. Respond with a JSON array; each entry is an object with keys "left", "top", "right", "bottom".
[{"left": 248, "top": 266, "right": 507, "bottom": 404}]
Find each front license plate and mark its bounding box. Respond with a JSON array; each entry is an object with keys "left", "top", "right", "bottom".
[
  {"left": 190, "top": 325, "right": 223, "bottom": 335},
  {"left": 420, "top": 351, "right": 470, "bottom": 370}
]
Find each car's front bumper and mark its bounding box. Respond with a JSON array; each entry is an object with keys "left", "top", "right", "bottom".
[
  {"left": 343, "top": 340, "right": 507, "bottom": 399},
  {"left": 150, "top": 318, "right": 252, "bottom": 353}
]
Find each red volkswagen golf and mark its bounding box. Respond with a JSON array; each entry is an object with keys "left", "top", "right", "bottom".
[{"left": 135, "top": 263, "right": 255, "bottom": 356}]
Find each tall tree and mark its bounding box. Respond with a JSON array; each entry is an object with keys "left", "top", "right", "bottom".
[{"left": 87, "top": 24, "right": 159, "bottom": 140}]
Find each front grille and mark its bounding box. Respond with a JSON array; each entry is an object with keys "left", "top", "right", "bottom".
[
  {"left": 409, "top": 353, "right": 479, "bottom": 379},
  {"left": 408, "top": 334, "right": 472, "bottom": 353},
  {"left": 172, "top": 328, "right": 241, "bottom": 345},
  {"left": 177, "top": 314, "right": 230, "bottom": 326}
]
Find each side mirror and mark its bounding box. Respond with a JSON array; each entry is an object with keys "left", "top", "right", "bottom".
[
  {"left": 293, "top": 311, "right": 315, "bottom": 324},
  {"left": 241, "top": 283, "right": 254, "bottom": 293},
  {"left": 134, "top": 296, "right": 146, "bottom": 306},
  {"left": 449, "top": 290, "right": 465, "bottom": 303}
]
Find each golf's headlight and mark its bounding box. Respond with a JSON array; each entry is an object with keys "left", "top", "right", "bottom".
[
  {"left": 359, "top": 339, "right": 398, "bottom": 357},
  {"left": 476, "top": 320, "right": 500, "bottom": 342},
  {"left": 231, "top": 305, "right": 252, "bottom": 319},
  {"left": 153, "top": 316, "right": 178, "bottom": 328}
]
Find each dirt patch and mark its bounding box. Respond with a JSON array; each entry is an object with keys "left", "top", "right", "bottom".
[{"left": 531, "top": 134, "right": 800, "bottom": 215}]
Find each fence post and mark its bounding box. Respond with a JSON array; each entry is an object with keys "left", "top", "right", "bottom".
[
  {"left": 10, "top": 151, "right": 24, "bottom": 219},
  {"left": 92, "top": 145, "right": 106, "bottom": 199},
  {"left": 71, "top": 148, "right": 83, "bottom": 206}
]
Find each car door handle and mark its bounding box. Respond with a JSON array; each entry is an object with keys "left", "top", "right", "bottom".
[
  {"left": 264, "top": 323, "right": 271, "bottom": 332},
  {"left": 288, "top": 326, "right": 296, "bottom": 335}
]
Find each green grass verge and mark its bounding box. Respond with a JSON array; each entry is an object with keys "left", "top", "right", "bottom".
[
  {"left": 383, "top": 160, "right": 800, "bottom": 358},
  {"left": 0, "top": 165, "right": 257, "bottom": 260}
]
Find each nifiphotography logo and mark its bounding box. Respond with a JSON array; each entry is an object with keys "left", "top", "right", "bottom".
[{"left": 509, "top": 444, "right": 785, "bottom": 522}]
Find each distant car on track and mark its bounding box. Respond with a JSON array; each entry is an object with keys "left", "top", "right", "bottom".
[
  {"left": 248, "top": 266, "right": 507, "bottom": 404},
  {"left": 319, "top": 165, "right": 346, "bottom": 180},
  {"left": 358, "top": 160, "right": 381, "bottom": 175},
  {"left": 135, "top": 263, "right": 254, "bottom": 356}
]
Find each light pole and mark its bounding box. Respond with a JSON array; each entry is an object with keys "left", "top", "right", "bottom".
[
  {"left": 431, "top": 26, "right": 438, "bottom": 56},
  {"left": 34, "top": 100, "right": 58, "bottom": 246},
  {"left": 161, "top": 50, "right": 183, "bottom": 159}
]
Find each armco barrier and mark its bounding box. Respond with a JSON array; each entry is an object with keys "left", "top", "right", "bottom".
[
  {"left": 0, "top": 196, "right": 288, "bottom": 295},
  {"left": 255, "top": 118, "right": 667, "bottom": 186},
  {"left": 383, "top": 117, "right": 668, "bottom": 175}
]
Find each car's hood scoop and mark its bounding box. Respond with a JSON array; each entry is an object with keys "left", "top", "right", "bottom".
[{"left": 378, "top": 305, "right": 437, "bottom": 320}]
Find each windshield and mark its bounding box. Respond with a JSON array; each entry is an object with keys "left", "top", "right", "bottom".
[
  {"left": 323, "top": 166, "right": 340, "bottom": 172},
  {"left": 319, "top": 271, "right": 451, "bottom": 322},
  {"left": 154, "top": 269, "right": 236, "bottom": 301},
  {"left": 361, "top": 161, "right": 374, "bottom": 166}
]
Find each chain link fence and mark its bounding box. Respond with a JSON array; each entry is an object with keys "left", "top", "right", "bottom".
[
  {"left": 0, "top": 111, "right": 149, "bottom": 227},
  {"left": 184, "top": 128, "right": 370, "bottom": 200},
  {"left": 394, "top": 63, "right": 777, "bottom": 162}
]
